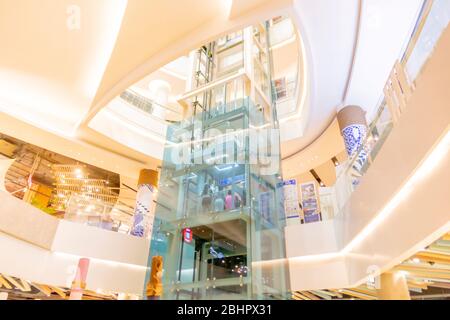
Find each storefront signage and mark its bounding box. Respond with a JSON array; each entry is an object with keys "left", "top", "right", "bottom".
[{"left": 183, "top": 228, "right": 192, "bottom": 243}]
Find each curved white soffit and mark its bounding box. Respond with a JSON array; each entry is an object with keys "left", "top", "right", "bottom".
[
  {"left": 285, "top": 0, "right": 360, "bottom": 156},
  {"left": 0, "top": 1, "right": 128, "bottom": 137},
  {"left": 277, "top": 22, "right": 312, "bottom": 145},
  {"left": 81, "top": 0, "right": 296, "bottom": 128},
  {"left": 278, "top": 23, "right": 310, "bottom": 125},
  {"left": 343, "top": 0, "right": 424, "bottom": 120},
  {"left": 88, "top": 99, "right": 167, "bottom": 160},
  {"left": 282, "top": 119, "right": 345, "bottom": 178}
]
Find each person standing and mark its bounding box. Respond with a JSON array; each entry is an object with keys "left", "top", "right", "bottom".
[
  {"left": 201, "top": 182, "right": 212, "bottom": 212},
  {"left": 225, "top": 190, "right": 233, "bottom": 210}
]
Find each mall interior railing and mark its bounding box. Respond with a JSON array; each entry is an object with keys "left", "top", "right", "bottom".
[
  {"left": 120, "top": 89, "right": 183, "bottom": 123},
  {"left": 64, "top": 194, "right": 135, "bottom": 235},
  {"left": 273, "top": 78, "right": 298, "bottom": 116},
  {"left": 269, "top": 17, "right": 302, "bottom": 120}
]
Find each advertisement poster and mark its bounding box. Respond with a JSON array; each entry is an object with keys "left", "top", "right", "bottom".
[
  {"left": 281, "top": 179, "right": 301, "bottom": 220},
  {"left": 300, "top": 182, "right": 321, "bottom": 223}
]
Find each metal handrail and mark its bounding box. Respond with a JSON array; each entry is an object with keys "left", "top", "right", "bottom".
[
  {"left": 401, "top": 0, "right": 435, "bottom": 64},
  {"left": 120, "top": 89, "right": 182, "bottom": 123}
]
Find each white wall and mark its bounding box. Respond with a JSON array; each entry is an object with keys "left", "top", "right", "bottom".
[
  {"left": 0, "top": 191, "right": 150, "bottom": 295},
  {"left": 53, "top": 220, "right": 149, "bottom": 266},
  {"left": 288, "top": 255, "right": 349, "bottom": 290},
  {"left": 0, "top": 232, "right": 148, "bottom": 294},
  {"left": 0, "top": 191, "right": 58, "bottom": 250},
  {"left": 285, "top": 220, "right": 337, "bottom": 257}
]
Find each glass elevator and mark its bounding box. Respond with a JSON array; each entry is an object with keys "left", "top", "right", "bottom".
[{"left": 146, "top": 22, "right": 289, "bottom": 300}]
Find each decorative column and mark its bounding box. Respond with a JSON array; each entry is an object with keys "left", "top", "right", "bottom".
[
  {"left": 337, "top": 105, "right": 369, "bottom": 183},
  {"left": 69, "top": 258, "right": 90, "bottom": 300},
  {"left": 130, "top": 169, "right": 159, "bottom": 239},
  {"left": 337, "top": 105, "right": 368, "bottom": 157},
  {"left": 146, "top": 256, "right": 164, "bottom": 300},
  {"left": 377, "top": 271, "right": 411, "bottom": 300}
]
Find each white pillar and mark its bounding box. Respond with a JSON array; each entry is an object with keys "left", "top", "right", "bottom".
[{"left": 130, "top": 169, "right": 159, "bottom": 239}]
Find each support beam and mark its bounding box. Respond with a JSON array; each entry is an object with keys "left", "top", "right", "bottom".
[
  {"left": 0, "top": 275, "right": 12, "bottom": 290},
  {"left": 30, "top": 283, "right": 52, "bottom": 297},
  {"left": 301, "top": 291, "right": 321, "bottom": 300},
  {"left": 414, "top": 251, "right": 450, "bottom": 264},
  {"left": 292, "top": 291, "right": 311, "bottom": 300},
  {"left": 340, "top": 289, "right": 377, "bottom": 300}
]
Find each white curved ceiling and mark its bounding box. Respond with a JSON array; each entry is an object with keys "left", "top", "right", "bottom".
[
  {"left": 0, "top": 0, "right": 293, "bottom": 176},
  {"left": 86, "top": 0, "right": 233, "bottom": 123},
  {"left": 0, "top": 0, "right": 425, "bottom": 179},
  {"left": 344, "top": 0, "right": 423, "bottom": 119},
  {"left": 282, "top": 0, "right": 424, "bottom": 177},
  {"left": 282, "top": 0, "right": 360, "bottom": 158},
  {"left": 0, "top": 0, "right": 127, "bottom": 136}
]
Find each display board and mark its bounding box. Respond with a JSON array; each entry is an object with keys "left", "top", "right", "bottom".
[
  {"left": 281, "top": 179, "right": 302, "bottom": 220},
  {"left": 300, "top": 181, "right": 321, "bottom": 223}
]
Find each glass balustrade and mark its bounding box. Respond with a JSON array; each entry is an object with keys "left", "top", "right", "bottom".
[
  {"left": 268, "top": 16, "right": 302, "bottom": 120},
  {"left": 120, "top": 89, "right": 183, "bottom": 123},
  {"left": 64, "top": 194, "right": 135, "bottom": 235},
  {"left": 405, "top": 0, "right": 450, "bottom": 82}
]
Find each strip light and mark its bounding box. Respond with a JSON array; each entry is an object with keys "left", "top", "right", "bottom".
[
  {"left": 53, "top": 251, "right": 147, "bottom": 271},
  {"left": 265, "top": 130, "right": 450, "bottom": 265},
  {"left": 342, "top": 130, "right": 450, "bottom": 253}
]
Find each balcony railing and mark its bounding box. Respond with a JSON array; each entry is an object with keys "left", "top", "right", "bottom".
[
  {"left": 267, "top": 17, "right": 303, "bottom": 121},
  {"left": 119, "top": 89, "right": 183, "bottom": 123},
  {"left": 63, "top": 194, "right": 134, "bottom": 234},
  {"left": 273, "top": 78, "right": 298, "bottom": 117}
]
